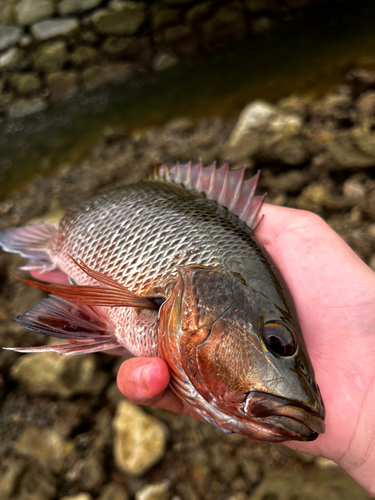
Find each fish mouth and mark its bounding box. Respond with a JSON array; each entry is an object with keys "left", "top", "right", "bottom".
[{"left": 244, "top": 391, "right": 325, "bottom": 441}]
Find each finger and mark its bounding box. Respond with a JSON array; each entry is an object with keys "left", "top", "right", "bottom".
[{"left": 117, "top": 357, "right": 170, "bottom": 404}]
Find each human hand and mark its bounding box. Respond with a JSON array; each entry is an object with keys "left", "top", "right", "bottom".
[{"left": 116, "top": 205, "right": 375, "bottom": 495}]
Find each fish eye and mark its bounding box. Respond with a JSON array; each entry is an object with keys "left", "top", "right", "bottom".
[{"left": 262, "top": 322, "right": 296, "bottom": 357}]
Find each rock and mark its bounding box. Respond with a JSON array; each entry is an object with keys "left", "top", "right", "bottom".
[
  {"left": 91, "top": 2, "right": 146, "bottom": 35},
  {"left": 82, "top": 63, "right": 133, "bottom": 90},
  {"left": 71, "top": 45, "right": 98, "bottom": 66},
  {"left": 102, "top": 36, "right": 152, "bottom": 62},
  {"left": 152, "top": 52, "right": 178, "bottom": 71},
  {"left": 249, "top": 467, "right": 370, "bottom": 500},
  {"left": 202, "top": 4, "right": 246, "bottom": 48},
  {"left": 0, "top": 25, "right": 22, "bottom": 51},
  {"left": 15, "top": 457, "right": 57, "bottom": 500},
  {"left": 0, "top": 2, "right": 14, "bottom": 24},
  {"left": 59, "top": 0, "right": 102, "bottom": 15},
  {"left": 266, "top": 170, "right": 306, "bottom": 194},
  {"left": 135, "top": 481, "right": 170, "bottom": 500},
  {"left": 10, "top": 72, "right": 41, "bottom": 93},
  {"left": 0, "top": 459, "right": 25, "bottom": 498},
  {"left": 98, "top": 483, "right": 129, "bottom": 500},
  {"left": 61, "top": 495, "right": 92, "bottom": 500},
  {"left": 269, "top": 136, "right": 307, "bottom": 165},
  {"left": 351, "top": 126, "right": 375, "bottom": 158},
  {"left": 251, "top": 16, "right": 273, "bottom": 34},
  {"left": 0, "top": 47, "right": 27, "bottom": 70},
  {"left": 33, "top": 40, "right": 68, "bottom": 72},
  {"left": 16, "top": 0, "right": 55, "bottom": 25},
  {"left": 66, "top": 454, "right": 106, "bottom": 490},
  {"left": 15, "top": 426, "right": 75, "bottom": 472},
  {"left": 152, "top": 6, "right": 179, "bottom": 30},
  {"left": 245, "top": 0, "right": 269, "bottom": 11},
  {"left": 278, "top": 94, "right": 311, "bottom": 117},
  {"left": 47, "top": 71, "right": 78, "bottom": 100},
  {"left": 8, "top": 97, "right": 47, "bottom": 118},
  {"left": 113, "top": 400, "right": 167, "bottom": 476},
  {"left": 325, "top": 131, "right": 375, "bottom": 169},
  {"left": 356, "top": 91, "right": 375, "bottom": 117},
  {"left": 229, "top": 100, "right": 276, "bottom": 147},
  {"left": 343, "top": 178, "right": 366, "bottom": 198},
  {"left": 31, "top": 18, "right": 79, "bottom": 40},
  {"left": 348, "top": 69, "right": 375, "bottom": 97},
  {"left": 185, "top": 2, "right": 213, "bottom": 25},
  {"left": 296, "top": 183, "right": 331, "bottom": 212},
  {"left": 10, "top": 351, "right": 108, "bottom": 397}
]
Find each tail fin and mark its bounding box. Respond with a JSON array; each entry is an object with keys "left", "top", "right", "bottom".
[
  {"left": 0, "top": 223, "right": 57, "bottom": 272},
  {"left": 5, "top": 295, "right": 119, "bottom": 356}
]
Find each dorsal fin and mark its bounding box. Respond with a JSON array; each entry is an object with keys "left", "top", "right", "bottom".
[{"left": 152, "top": 162, "right": 266, "bottom": 231}]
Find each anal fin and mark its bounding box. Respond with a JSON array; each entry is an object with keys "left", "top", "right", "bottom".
[{"left": 6, "top": 295, "right": 119, "bottom": 356}]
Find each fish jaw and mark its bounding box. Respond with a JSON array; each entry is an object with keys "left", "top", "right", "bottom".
[{"left": 158, "top": 264, "right": 325, "bottom": 443}]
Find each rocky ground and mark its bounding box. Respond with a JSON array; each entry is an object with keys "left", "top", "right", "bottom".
[{"left": 1, "top": 68, "right": 375, "bottom": 500}]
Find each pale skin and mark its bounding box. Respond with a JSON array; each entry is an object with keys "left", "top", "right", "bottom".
[{"left": 32, "top": 205, "right": 375, "bottom": 495}]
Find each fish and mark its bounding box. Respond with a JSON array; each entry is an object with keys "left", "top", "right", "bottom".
[{"left": 0, "top": 161, "right": 325, "bottom": 443}]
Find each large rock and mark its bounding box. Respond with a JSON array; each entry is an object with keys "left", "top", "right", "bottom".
[
  {"left": 31, "top": 18, "right": 79, "bottom": 40},
  {"left": 113, "top": 400, "right": 167, "bottom": 476},
  {"left": 249, "top": 467, "right": 372, "bottom": 500},
  {"left": 91, "top": 2, "right": 146, "bottom": 35},
  {"left": 59, "top": 0, "right": 102, "bottom": 15},
  {"left": 33, "top": 40, "right": 68, "bottom": 72},
  {"left": 16, "top": 0, "right": 55, "bottom": 25},
  {"left": 0, "top": 25, "right": 22, "bottom": 51},
  {"left": 15, "top": 426, "right": 75, "bottom": 473},
  {"left": 10, "top": 351, "right": 108, "bottom": 397}
]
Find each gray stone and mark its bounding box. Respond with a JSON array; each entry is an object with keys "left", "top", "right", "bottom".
[
  {"left": 10, "top": 72, "right": 41, "bottom": 93},
  {"left": 59, "top": 0, "right": 102, "bottom": 15},
  {"left": 33, "top": 40, "right": 68, "bottom": 72},
  {"left": 229, "top": 100, "right": 276, "bottom": 147},
  {"left": 113, "top": 400, "right": 167, "bottom": 476},
  {"left": 16, "top": 0, "right": 55, "bottom": 25},
  {"left": 91, "top": 2, "right": 146, "bottom": 35},
  {"left": 10, "top": 351, "right": 108, "bottom": 397},
  {"left": 98, "top": 483, "right": 129, "bottom": 500},
  {"left": 47, "top": 71, "right": 78, "bottom": 100},
  {"left": 152, "top": 52, "right": 178, "bottom": 71},
  {"left": 15, "top": 426, "right": 75, "bottom": 472},
  {"left": 0, "top": 46, "right": 26, "bottom": 70},
  {"left": 82, "top": 63, "right": 133, "bottom": 90},
  {"left": 0, "top": 25, "right": 22, "bottom": 51},
  {"left": 249, "top": 467, "right": 371, "bottom": 500},
  {"left": 31, "top": 18, "right": 79, "bottom": 40},
  {"left": 135, "top": 481, "right": 170, "bottom": 500},
  {"left": 343, "top": 178, "right": 366, "bottom": 198}
]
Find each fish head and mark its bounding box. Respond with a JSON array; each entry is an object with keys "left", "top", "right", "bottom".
[{"left": 158, "top": 264, "right": 325, "bottom": 443}]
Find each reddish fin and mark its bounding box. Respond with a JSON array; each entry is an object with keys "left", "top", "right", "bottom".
[
  {"left": 5, "top": 295, "right": 119, "bottom": 356},
  {"left": 0, "top": 223, "right": 57, "bottom": 272},
  {"left": 13, "top": 256, "right": 157, "bottom": 309},
  {"left": 154, "top": 162, "right": 265, "bottom": 231}
]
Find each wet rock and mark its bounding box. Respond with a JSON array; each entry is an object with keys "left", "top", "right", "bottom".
[
  {"left": 152, "top": 52, "right": 178, "bottom": 71},
  {"left": 33, "top": 40, "right": 68, "bottom": 72},
  {"left": 15, "top": 426, "right": 75, "bottom": 472},
  {"left": 10, "top": 351, "right": 108, "bottom": 397},
  {"left": 113, "top": 400, "right": 167, "bottom": 476},
  {"left": 203, "top": 4, "right": 247, "bottom": 48},
  {"left": 249, "top": 467, "right": 371, "bottom": 500},
  {"left": 71, "top": 45, "right": 98, "bottom": 66},
  {"left": 135, "top": 481, "right": 170, "bottom": 500},
  {"left": 0, "top": 25, "right": 22, "bottom": 51},
  {"left": 185, "top": 2, "right": 213, "bottom": 25},
  {"left": 31, "top": 18, "right": 79, "bottom": 40},
  {"left": 152, "top": 6, "right": 179, "bottom": 30},
  {"left": 16, "top": 0, "right": 55, "bottom": 25},
  {"left": 8, "top": 97, "right": 47, "bottom": 118},
  {"left": 98, "top": 483, "right": 129, "bottom": 500},
  {"left": 0, "top": 47, "right": 27, "bottom": 70},
  {"left": 91, "top": 2, "right": 146, "bottom": 35},
  {"left": 59, "top": 0, "right": 102, "bottom": 16},
  {"left": 82, "top": 63, "right": 133, "bottom": 90},
  {"left": 47, "top": 71, "right": 78, "bottom": 100},
  {"left": 9, "top": 72, "right": 41, "bottom": 93}
]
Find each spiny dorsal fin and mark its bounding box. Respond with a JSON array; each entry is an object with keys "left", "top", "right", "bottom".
[{"left": 152, "top": 162, "right": 266, "bottom": 231}]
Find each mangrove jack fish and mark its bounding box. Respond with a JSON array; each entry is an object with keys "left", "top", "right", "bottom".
[{"left": 0, "top": 162, "right": 325, "bottom": 442}]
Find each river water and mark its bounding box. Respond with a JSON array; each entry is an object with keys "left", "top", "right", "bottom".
[{"left": 0, "top": 0, "right": 374, "bottom": 200}]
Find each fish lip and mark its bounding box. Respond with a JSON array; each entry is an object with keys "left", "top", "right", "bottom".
[{"left": 244, "top": 391, "right": 325, "bottom": 439}]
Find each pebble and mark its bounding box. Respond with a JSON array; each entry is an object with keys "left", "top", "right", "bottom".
[
  {"left": 229, "top": 99, "right": 276, "bottom": 147},
  {"left": 343, "top": 179, "right": 366, "bottom": 198},
  {"left": 0, "top": 25, "right": 22, "bottom": 51},
  {"left": 31, "top": 18, "right": 79, "bottom": 40},
  {"left": 135, "top": 481, "right": 170, "bottom": 500},
  {"left": 113, "top": 400, "right": 167, "bottom": 476},
  {"left": 10, "top": 351, "right": 108, "bottom": 397}
]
